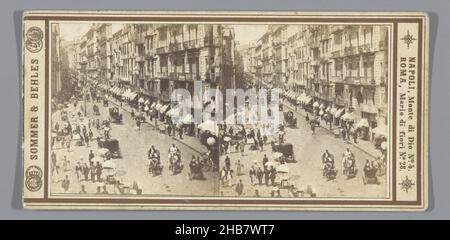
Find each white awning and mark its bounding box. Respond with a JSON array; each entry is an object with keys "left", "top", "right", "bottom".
[
  {"left": 129, "top": 92, "right": 138, "bottom": 100},
  {"left": 198, "top": 120, "right": 219, "bottom": 135},
  {"left": 372, "top": 124, "right": 387, "bottom": 137},
  {"left": 356, "top": 118, "right": 369, "bottom": 128},
  {"left": 182, "top": 114, "right": 194, "bottom": 124},
  {"left": 304, "top": 96, "right": 313, "bottom": 104},
  {"left": 122, "top": 90, "right": 131, "bottom": 97},
  {"left": 334, "top": 108, "right": 345, "bottom": 118},
  {"left": 343, "top": 112, "right": 355, "bottom": 121},
  {"left": 159, "top": 104, "right": 170, "bottom": 113}
]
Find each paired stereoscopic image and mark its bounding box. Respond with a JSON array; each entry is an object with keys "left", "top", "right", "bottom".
[{"left": 49, "top": 23, "right": 389, "bottom": 199}]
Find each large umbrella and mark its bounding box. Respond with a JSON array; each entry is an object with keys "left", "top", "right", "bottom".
[
  {"left": 344, "top": 112, "right": 355, "bottom": 121},
  {"left": 97, "top": 148, "right": 109, "bottom": 156},
  {"left": 91, "top": 156, "right": 104, "bottom": 164},
  {"left": 182, "top": 114, "right": 194, "bottom": 124},
  {"left": 102, "top": 160, "right": 116, "bottom": 169},
  {"left": 372, "top": 124, "right": 388, "bottom": 137},
  {"left": 276, "top": 164, "right": 290, "bottom": 173},
  {"left": 271, "top": 152, "right": 283, "bottom": 159},
  {"left": 103, "top": 168, "right": 116, "bottom": 176},
  {"left": 169, "top": 108, "right": 181, "bottom": 117},
  {"left": 72, "top": 134, "right": 81, "bottom": 141},
  {"left": 207, "top": 137, "right": 216, "bottom": 146},
  {"left": 265, "top": 161, "right": 277, "bottom": 167},
  {"left": 198, "top": 120, "right": 218, "bottom": 135},
  {"left": 356, "top": 118, "right": 369, "bottom": 128}
]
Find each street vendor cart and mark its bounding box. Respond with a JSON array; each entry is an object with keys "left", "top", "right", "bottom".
[{"left": 98, "top": 138, "right": 121, "bottom": 158}]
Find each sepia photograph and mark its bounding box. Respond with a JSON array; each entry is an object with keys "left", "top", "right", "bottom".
[
  {"left": 21, "top": 11, "right": 428, "bottom": 210},
  {"left": 218, "top": 24, "right": 390, "bottom": 199}
]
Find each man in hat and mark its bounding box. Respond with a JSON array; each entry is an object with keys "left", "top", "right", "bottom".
[{"left": 235, "top": 179, "right": 244, "bottom": 196}]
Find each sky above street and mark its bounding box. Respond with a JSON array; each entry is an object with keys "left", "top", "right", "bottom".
[{"left": 58, "top": 22, "right": 267, "bottom": 46}]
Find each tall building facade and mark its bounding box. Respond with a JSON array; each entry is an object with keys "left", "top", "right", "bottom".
[
  {"left": 243, "top": 24, "right": 389, "bottom": 128},
  {"left": 51, "top": 24, "right": 62, "bottom": 94},
  {"left": 51, "top": 23, "right": 72, "bottom": 99},
  {"left": 70, "top": 23, "right": 236, "bottom": 104}
]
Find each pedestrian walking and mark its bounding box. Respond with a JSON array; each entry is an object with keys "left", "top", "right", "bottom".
[
  {"left": 341, "top": 128, "right": 346, "bottom": 141},
  {"left": 259, "top": 138, "right": 264, "bottom": 151},
  {"left": 96, "top": 162, "right": 103, "bottom": 182},
  {"left": 236, "top": 160, "right": 244, "bottom": 176},
  {"left": 89, "top": 128, "right": 93, "bottom": 140},
  {"left": 75, "top": 161, "right": 82, "bottom": 182},
  {"left": 51, "top": 152, "right": 57, "bottom": 175},
  {"left": 79, "top": 185, "right": 87, "bottom": 194},
  {"left": 270, "top": 166, "right": 277, "bottom": 186},
  {"left": 65, "top": 136, "right": 71, "bottom": 152},
  {"left": 264, "top": 167, "right": 270, "bottom": 186},
  {"left": 262, "top": 154, "right": 269, "bottom": 166},
  {"left": 90, "top": 163, "right": 96, "bottom": 182},
  {"left": 61, "top": 175, "right": 70, "bottom": 192},
  {"left": 235, "top": 179, "right": 244, "bottom": 196},
  {"left": 257, "top": 167, "right": 264, "bottom": 185},
  {"left": 84, "top": 132, "right": 90, "bottom": 147},
  {"left": 224, "top": 155, "right": 231, "bottom": 170},
  {"left": 102, "top": 186, "right": 109, "bottom": 194},
  {"left": 254, "top": 189, "right": 260, "bottom": 197},
  {"left": 311, "top": 122, "right": 316, "bottom": 134},
  {"left": 88, "top": 150, "right": 94, "bottom": 163},
  {"left": 62, "top": 155, "right": 70, "bottom": 172},
  {"left": 239, "top": 140, "right": 246, "bottom": 156},
  {"left": 136, "top": 118, "right": 141, "bottom": 131},
  {"left": 220, "top": 167, "right": 227, "bottom": 186},
  {"left": 167, "top": 123, "right": 172, "bottom": 136},
  {"left": 178, "top": 126, "right": 183, "bottom": 139},
  {"left": 82, "top": 163, "right": 89, "bottom": 181},
  {"left": 249, "top": 166, "right": 256, "bottom": 185}
]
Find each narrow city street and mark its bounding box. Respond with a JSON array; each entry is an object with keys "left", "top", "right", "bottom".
[
  {"left": 50, "top": 98, "right": 219, "bottom": 196},
  {"left": 219, "top": 104, "right": 388, "bottom": 198}
]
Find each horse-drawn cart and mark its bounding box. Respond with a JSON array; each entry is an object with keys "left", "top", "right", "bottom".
[
  {"left": 109, "top": 107, "right": 122, "bottom": 123},
  {"left": 283, "top": 111, "right": 297, "bottom": 128}
]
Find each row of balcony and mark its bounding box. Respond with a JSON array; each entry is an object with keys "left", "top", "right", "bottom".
[
  {"left": 330, "top": 75, "right": 377, "bottom": 85},
  {"left": 155, "top": 71, "right": 201, "bottom": 81},
  {"left": 330, "top": 41, "right": 387, "bottom": 58},
  {"left": 155, "top": 38, "right": 216, "bottom": 54}
]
